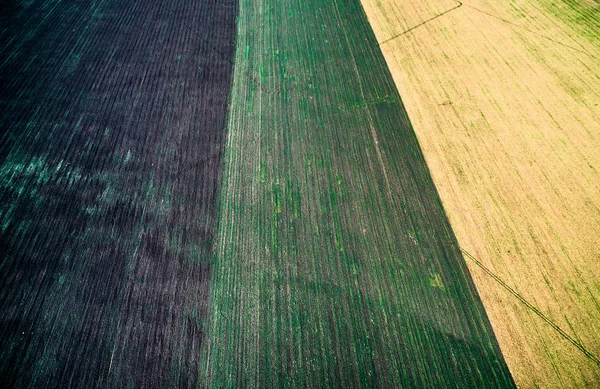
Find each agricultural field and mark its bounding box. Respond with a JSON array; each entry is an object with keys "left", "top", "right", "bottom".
[
  {"left": 204, "top": 0, "right": 513, "bottom": 387},
  {"left": 1, "top": 0, "right": 237, "bottom": 386},
  {"left": 360, "top": 0, "right": 600, "bottom": 387},
  {"left": 5, "top": 0, "right": 593, "bottom": 387}
]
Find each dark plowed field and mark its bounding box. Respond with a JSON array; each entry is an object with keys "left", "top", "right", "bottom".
[{"left": 0, "top": 0, "right": 237, "bottom": 387}]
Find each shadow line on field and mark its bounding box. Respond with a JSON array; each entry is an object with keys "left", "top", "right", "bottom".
[
  {"left": 379, "top": 1, "right": 463, "bottom": 45},
  {"left": 460, "top": 248, "right": 600, "bottom": 367}
]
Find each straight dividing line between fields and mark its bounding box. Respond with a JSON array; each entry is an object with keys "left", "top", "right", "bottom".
[
  {"left": 379, "top": 1, "right": 463, "bottom": 45},
  {"left": 461, "top": 3, "right": 598, "bottom": 60},
  {"left": 377, "top": 1, "right": 597, "bottom": 60},
  {"left": 460, "top": 248, "right": 600, "bottom": 367}
]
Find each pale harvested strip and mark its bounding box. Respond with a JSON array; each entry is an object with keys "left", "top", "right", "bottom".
[
  {"left": 360, "top": 0, "right": 600, "bottom": 386},
  {"left": 205, "top": 0, "right": 515, "bottom": 387}
]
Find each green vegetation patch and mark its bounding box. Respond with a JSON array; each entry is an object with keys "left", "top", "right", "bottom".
[{"left": 206, "top": 0, "right": 516, "bottom": 387}]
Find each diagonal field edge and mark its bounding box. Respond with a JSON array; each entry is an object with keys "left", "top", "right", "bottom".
[{"left": 461, "top": 248, "right": 600, "bottom": 366}]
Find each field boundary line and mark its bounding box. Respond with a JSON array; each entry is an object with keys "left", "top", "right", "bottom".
[
  {"left": 460, "top": 248, "right": 600, "bottom": 367},
  {"left": 379, "top": 1, "right": 463, "bottom": 45},
  {"left": 462, "top": 3, "right": 597, "bottom": 59}
]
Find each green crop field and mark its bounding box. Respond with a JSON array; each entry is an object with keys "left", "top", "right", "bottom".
[{"left": 204, "top": 0, "right": 515, "bottom": 387}]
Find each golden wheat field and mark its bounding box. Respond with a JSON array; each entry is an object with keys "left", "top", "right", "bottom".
[{"left": 360, "top": 0, "right": 600, "bottom": 387}]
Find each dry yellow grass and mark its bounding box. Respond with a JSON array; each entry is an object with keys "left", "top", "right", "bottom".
[{"left": 360, "top": 0, "right": 600, "bottom": 387}]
